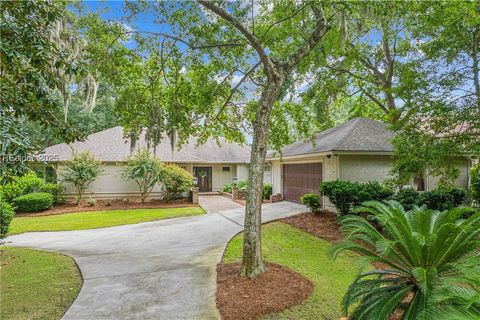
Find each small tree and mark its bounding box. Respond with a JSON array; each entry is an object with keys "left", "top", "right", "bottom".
[
  {"left": 61, "top": 151, "right": 103, "bottom": 204},
  {"left": 121, "top": 149, "right": 162, "bottom": 203},
  {"left": 159, "top": 164, "right": 193, "bottom": 202},
  {"left": 0, "top": 200, "right": 15, "bottom": 239}
]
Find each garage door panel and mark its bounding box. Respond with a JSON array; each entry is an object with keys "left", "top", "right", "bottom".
[{"left": 283, "top": 163, "right": 322, "bottom": 203}]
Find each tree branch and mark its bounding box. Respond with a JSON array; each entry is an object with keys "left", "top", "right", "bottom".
[
  {"left": 198, "top": 1, "right": 275, "bottom": 76},
  {"left": 282, "top": 4, "right": 331, "bottom": 72}
]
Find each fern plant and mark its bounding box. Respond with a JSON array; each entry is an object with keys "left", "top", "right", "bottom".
[{"left": 331, "top": 201, "right": 480, "bottom": 320}]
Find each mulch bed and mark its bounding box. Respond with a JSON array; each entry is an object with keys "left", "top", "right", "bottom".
[
  {"left": 216, "top": 262, "right": 313, "bottom": 320},
  {"left": 281, "top": 211, "right": 343, "bottom": 242},
  {"left": 15, "top": 198, "right": 196, "bottom": 217}
]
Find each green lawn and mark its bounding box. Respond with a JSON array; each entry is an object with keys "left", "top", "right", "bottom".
[
  {"left": 223, "top": 222, "right": 369, "bottom": 319},
  {"left": 9, "top": 206, "right": 205, "bottom": 235},
  {"left": 0, "top": 247, "right": 82, "bottom": 320}
]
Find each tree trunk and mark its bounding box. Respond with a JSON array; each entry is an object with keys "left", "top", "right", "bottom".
[
  {"left": 241, "top": 77, "right": 284, "bottom": 279},
  {"left": 472, "top": 28, "right": 480, "bottom": 111}
]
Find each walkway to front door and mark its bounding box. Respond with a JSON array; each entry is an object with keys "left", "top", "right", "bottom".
[{"left": 198, "top": 195, "right": 243, "bottom": 213}]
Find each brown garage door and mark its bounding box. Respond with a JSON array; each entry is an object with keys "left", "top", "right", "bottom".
[{"left": 283, "top": 163, "right": 322, "bottom": 203}]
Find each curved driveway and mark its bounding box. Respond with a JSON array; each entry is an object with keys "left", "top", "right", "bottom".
[{"left": 6, "top": 198, "right": 305, "bottom": 320}]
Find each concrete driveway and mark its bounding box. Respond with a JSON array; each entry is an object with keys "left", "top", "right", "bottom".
[{"left": 5, "top": 199, "right": 305, "bottom": 320}]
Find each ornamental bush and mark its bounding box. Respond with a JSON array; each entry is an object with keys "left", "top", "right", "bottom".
[
  {"left": 320, "top": 180, "right": 392, "bottom": 215},
  {"left": 300, "top": 193, "right": 321, "bottom": 213},
  {"left": 390, "top": 187, "right": 419, "bottom": 211},
  {"left": 0, "top": 172, "right": 44, "bottom": 203},
  {"left": 38, "top": 183, "right": 65, "bottom": 204},
  {"left": 416, "top": 187, "right": 466, "bottom": 211},
  {"left": 237, "top": 180, "right": 248, "bottom": 190},
  {"left": 160, "top": 164, "right": 194, "bottom": 202},
  {"left": 13, "top": 192, "right": 53, "bottom": 212},
  {"left": 222, "top": 183, "right": 233, "bottom": 193},
  {"left": 263, "top": 183, "right": 273, "bottom": 200},
  {"left": 0, "top": 200, "right": 15, "bottom": 238},
  {"left": 332, "top": 201, "right": 480, "bottom": 320}
]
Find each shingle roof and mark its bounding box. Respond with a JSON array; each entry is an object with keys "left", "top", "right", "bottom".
[
  {"left": 267, "top": 118, "right": 394, "bottom": 158},
  {"left": 42, "top": 126, "right": 251, "bottom": 163}
]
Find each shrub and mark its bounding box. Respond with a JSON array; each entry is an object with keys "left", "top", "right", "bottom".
[
  {"left": 320, "top": 180, "right": 392, "bottom": 215},
  {"left": 121, "top": 149, "right": 162, "bottom": 203},
  {"left": 263, "top": 183, "right": 272, "bottom": 200},
  {"left": 159, "top": 164, "right": 193, "bottom": 202},
  {"left": 61, "top": 152, "right": 103, "bottom": 205},
  {"left": 301, "top": 193, "right": 321, "bottom": 213},
  {"left": 0, "top": 200, "right": 15, "bottom": 238},
  {"left": 122, "top": 197, "right": 129, "bottom": 204},
  {"left": 38, "top": 183, "right": 65, "bottom": 204},
  {"left": 0, "top": 172, "right": 44, "bottom": 203},
  {"left": 13, "top": 192, "right": 53, "bottom": 212},
  {"left": 390, "top": 187, "right": 419, "bottom": 211},
  {"left": 222, "top": 183, "right": 233, "bottom": 193},
  {"left": 471, "top": 164, "right": 480, "bottom": 204},
  {"left": 105, "top": 198, "right": 112, "bottom": 206},
  {"left": 332, "top": 201, "right": 480, "bottom": 320},
  {"left": 237, "top": 180, "right": 248, "bottom": 191},
  {"left": 87, "top": 197, "right": 96, "bottom": 207},
  {"left": 417, "top": 187, "right": 466, "bottom": 211}
]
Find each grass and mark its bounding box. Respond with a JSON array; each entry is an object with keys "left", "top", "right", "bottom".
[
  {"left": 9, "top": 206, "right": 205, "bottom": 235},
  {"left": 223, "top": 222, "right": 369, "bottom": 319},
  {"left": 0, "top": 247, "right": 82, "bottom": 320}
]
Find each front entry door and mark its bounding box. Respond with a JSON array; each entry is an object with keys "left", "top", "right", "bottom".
[{"left": 193, "top": 167, "right": 212, "bottom": 192}]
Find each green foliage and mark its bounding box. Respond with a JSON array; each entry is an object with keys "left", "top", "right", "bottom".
[
  {"left": 121, "top": 149, "right": 163, "bottom": 203},
  {"left": 0, "top": 172, "right": 44, "bottom": 203},
  {"left": 471, "top": 164, "right": 480, "bottom": 204},
  {"left": 61, "top": 152, "right": 103, "bottom": 203},
  {"left": 0, "top": 201, "right": 15, "bottom": 238},
  {"left": 331, "top": 201, "right": 480, "bottom": 320},
  {"left": 300, "top": 193, "right": 322, "bottom": 214},
  {"left": 222, "top": 183, "right": 233, "bottom": 193},
  {"left": 320, "top": 180, "right": 393, "bottom": 215},
  {"left": 237, "top": 180, "right": 248, "bottom": 191},
  {"left": 417, "top": 188, "right": 466, "bottom": 211},
  {"left": 389, "top": 187, "right": 419, "bottom": 211},
  {"left": 105, "top": 198, "right": 112, "bottom": 206},
  {"left": 38, "top": 183, "right": 65, "bottom": 204},
  {"left": 263, "top": 183, "right": 272, "bottom": 200},
  {"left": 159, "top": 164, "right": 193, "bottom": 202},
  {"left": 86, "top": 198, "right": 96, "bottom": 207},
  {"left": 13, "top": 192, "right": 53, "bottom": 212}
]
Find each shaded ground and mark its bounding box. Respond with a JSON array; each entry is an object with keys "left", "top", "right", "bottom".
[
  {"left": 216, "top": 262, "right": 313, "bottom": 320},
  {"left": 221, "top": 222, "right": 368, "bottom": 320},
  {"left": 281, "top": 211, "right": 342, "bottom": 242},
  {"left": 16, "top": 198, "right": 194, "bottom": 217},
  {"left": 0, "top": 247, "right": 82, "bottom": 320},
  {"left": 9, "top": 206, "right": 205, "bottom": 235}
]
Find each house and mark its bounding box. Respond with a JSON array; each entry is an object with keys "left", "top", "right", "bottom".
[
  {"left": 266, "top": 118, "right": 471, "bottom": 211},
  {"left": 33, "top": 126, "right": 252, "bottom": 199}
]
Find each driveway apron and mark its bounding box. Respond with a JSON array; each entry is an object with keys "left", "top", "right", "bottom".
[{"left": 5, "top": 200, "right": 306, "bottom": 320}]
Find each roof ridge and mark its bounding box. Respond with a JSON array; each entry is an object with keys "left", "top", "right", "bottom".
[{"left": 330, "top": 118, "right": 362, "bottom": 150}]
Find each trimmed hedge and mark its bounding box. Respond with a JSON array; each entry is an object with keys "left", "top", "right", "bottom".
[
  {"left": 38, "top": 183, "right": 65, "bottom": 204},
  {"left": 416, "top": 188, "right": 466, "bottom": 211},
  {"left": 320, "top": 180, "right": 393, "bottom": 215},
  {"left": 390, "top": 188, "right": 419, "bottom": 211},
  {"left": 0, "top": 201, "right": 15, "bottom": 238},
  {"left": 13, "top": 192, "right": 53, "bottom": 212},
  {"left": 0, "top": 172, "right": 44, "bottom": 203}
]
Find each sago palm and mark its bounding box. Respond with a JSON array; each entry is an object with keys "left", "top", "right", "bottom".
[{"left": 331, "top": 200, "right": 480, "bottom": 320}]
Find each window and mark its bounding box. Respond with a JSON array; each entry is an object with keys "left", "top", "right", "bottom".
[
  {"left": 414, "top": 175, "right": 425, "bottom": 191},
  {"left": 45, "top": 167, "right": 57, "bottom": 183},
  {"left": 222, "top": 166, "right": 230, "bottom": 172}
]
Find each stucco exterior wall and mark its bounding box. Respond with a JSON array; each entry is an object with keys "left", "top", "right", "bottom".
[
  {"left": 426, "top": 159, "right": 470, "bottom": 191},
  {"left": 210, "top": 164, "right": 235, "bottom": 191},
  {"left": 338, "top": 155, "right": 393, "bottom": 183},
  {"left": 57, "top": 163, "right": 166, "bottom": 199},
  {"left": 236, "top": 164, "right": 249, "bottom": 182}
]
